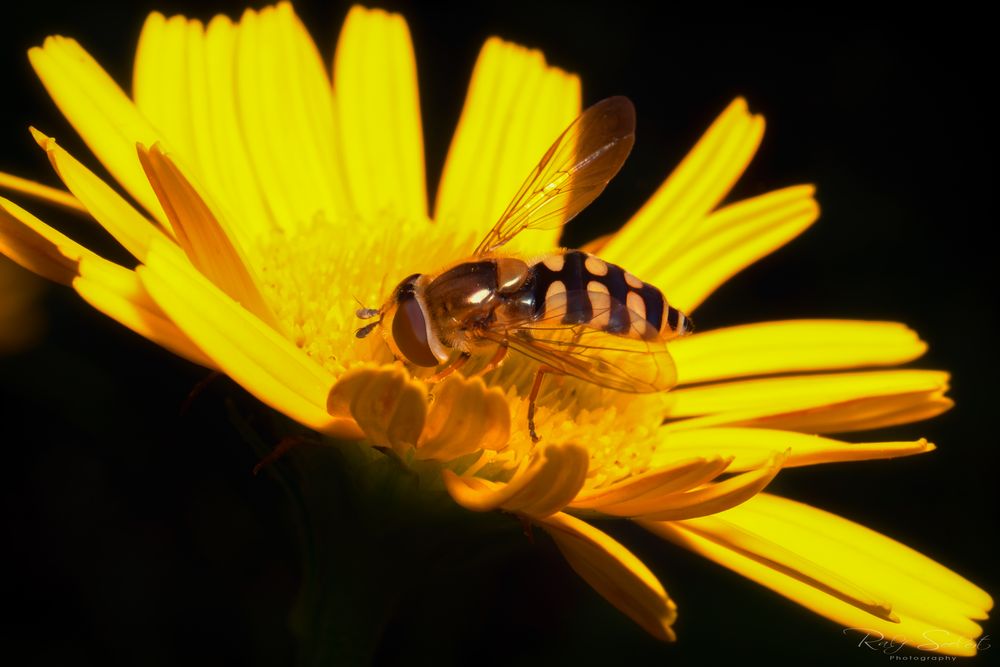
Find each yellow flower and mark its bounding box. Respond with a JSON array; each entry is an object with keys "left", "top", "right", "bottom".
[{"left": 0, "top": 3, "right": 990, "bottom": 653}]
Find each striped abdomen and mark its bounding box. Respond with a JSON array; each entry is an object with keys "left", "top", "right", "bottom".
[{"left": 528, "top": 251, "right": 691, "bottom": 340}]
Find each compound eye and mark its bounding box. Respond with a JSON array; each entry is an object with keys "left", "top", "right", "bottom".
[{"left": 391, "top": 295, "right": 439, "bottom": 367}]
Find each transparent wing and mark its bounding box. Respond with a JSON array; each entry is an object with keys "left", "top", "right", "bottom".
[
  {"left": 473, "top": 96, "right": 636, "bottom": 257},
  {"left": 481, "top": 290, "right": 678, "bottom": 393}
]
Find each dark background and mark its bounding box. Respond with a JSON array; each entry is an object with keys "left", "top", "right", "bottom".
[{"left": 1, "top": 2, "right": 995, "bottom": 665}]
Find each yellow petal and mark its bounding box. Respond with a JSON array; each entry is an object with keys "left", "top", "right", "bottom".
[
  {"left": 226, "top": 4, "right": 351, "bottom": 231},
  {"left": 32, "top": 129, "right": 173, "bottom": 262},
  {"left": 667, "top": 369, "right": 949, "bottom": 419},
  {"left": 136, "top": 143, "right": 279, "bottom": 330},
  {"left": 737, "top": 495, "right": 991, "bottom": 616},
  {"left": 326, "top": 364, "right": 428, "bottom": 454},
  {"left": 670, "top": 320, "right": 928, "bottom": 385},
  {"left": 643, "top": 516, "right": 898, "bottom": 623},
  {"left": 417, "top": 374, "right": 510, "bottom": 461},
  {"left": 139, "top": 11, "right": 275, "bottom": 248},
  {"left": 29, "top": 36, "right": 167, "bottom": 222},
  {"left": 334, "top": 6, "right": 426, "bottom": 220},
  {"left": 134, "top": 13, "right": 194, "bottom": 158},
  {"left": 658, "top": 185, "right": 818, "bottom": 313},
  {"left": 73, "top": 256, "right": 213, "bottom": 367},
  {"left": 599, "top": 452, "right": 786, "bottom": 520},
  {"left": 443, "top": 443, "right": 589, "bottom": 517},
  {"left": 537, "top": 511, "right": 676, "bottom": 641},
  {"left": 571, "top": 456, "right": 731, "bottom": 509},
  {"left": 139, "top": 238, "right": 359, "bottom": 438},
  {"left": 0, "top": 195, "right": 91, "bottom": 284},
  {"left": 644, "top": 494, "right": 991, "bottom": 655},
  {"left": 655, "top": 428, "right": 934, "bottom": 472},
  {"left": 0, "top": 197, "right": 209, "bottom": 366},
  {"left": 599, "top": 98, "right": 763, "bottom": 272},
  {"left": 435, "top": 37, "right": 580, "bottom": 254},
  {"left": 0, "top": 170, "right": 87, "bottom": 214}
]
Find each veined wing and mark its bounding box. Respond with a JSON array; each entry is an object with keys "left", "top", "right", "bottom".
[
  {"left": 481, "top": 289, "right": 678, "bottom": 393},
  {"left": 473, "top": 96, "right": 636, "bottom": 256}
]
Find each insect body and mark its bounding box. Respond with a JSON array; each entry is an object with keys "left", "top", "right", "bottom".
[{"left": 356, "top": 97, "right": 692, "bottom": 441}]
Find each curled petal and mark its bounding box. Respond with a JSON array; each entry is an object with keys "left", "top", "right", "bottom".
[
  {"left": 418, "top": 374, "right": 510, "bottom": 460},
  {"left": 443, "top": 443, "right": 589, "bottom": 517},
  {"left": 599, "top": 452, "right": 787, "bottom": 520},
  {"left": 571, "top": 456, "right": 731, "bottom": 510},
  {"left": 538, "top": 511, "right": 677, "bottom": 641},
  {"left": 327, "top": 364, "right": 428, "bottom": 453}
]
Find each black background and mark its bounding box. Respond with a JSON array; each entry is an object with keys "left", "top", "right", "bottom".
[{"left": 1, "top": 2, "right": 996, "bottom": 666}]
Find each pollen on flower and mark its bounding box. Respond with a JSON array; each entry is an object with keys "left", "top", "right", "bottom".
[
  {"left": 475, "top": 383, "right": 668, "bottom": 485},
  {"left": 253, "top": 212, "right": 475, "bottom": 376}
]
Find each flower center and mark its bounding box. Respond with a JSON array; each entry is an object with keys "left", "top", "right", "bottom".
[
  {"left": 254, "top": 213, "right": 671, "bottom": 483},
  {"left": 255, "top": 212, "right": 475, "bottom": 377}
]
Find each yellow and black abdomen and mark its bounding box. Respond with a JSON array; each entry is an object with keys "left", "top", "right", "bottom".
[{"left": 528, "top": 250, "right": 690, "bottom": 339}]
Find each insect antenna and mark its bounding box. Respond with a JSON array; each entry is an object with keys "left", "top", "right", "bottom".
[
  {"left": 353, "top": 294, "right": 379, "bottom": 320},
  {"left": 355, "top": 320, "right": 380, "bottom": 339}
]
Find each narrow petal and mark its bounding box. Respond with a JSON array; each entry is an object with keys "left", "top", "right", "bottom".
[
  {"left": 599, "top": 98, "right": 764, "bottom": 268},
  {"left": 666, "top": 370, "right": 949, "bottom": 420},
  {"left": 442, "top": 443, "right": 589, "bottom": 517},
  {"left": 326, "top": 364, "right": 428, "bottom": 454},
  {"left": 29, "top": 36, "right": 167, "bottom": 222},
  {"left": 334, "top": 6, "right": 426, "bottom": 220},
  {"left": 139, "top": 238, "right": 359, "bottom": 438},
  {"left": 734, "top": 495, "right": 992, "bottom": 616},
  {"left": 136, "top": 144, "right": 280, "bottom": 330},
  {"left": 417, "top": 374, "right": 510, "bottom": 461},
  {"left": 0, "top": 196, "right": 89, "bottom": 284},
  {"left": 32, "top": 129, "right": 173, "bottom": 261},
  {"left": 654, "top": 428, "right": 934, "bottom": 472},
  {"left": 571, "top": 456, "right": 732, "bottom": 509},
  {"left": 73, "top": 257, "right": 213, "bottom": 367},
  {"left": 0, "top": 197, "right": 210, "bottom": 366},
  {"left": 670, "top": 320, "right": 928, "bottom": 385},
  {"left": 133, "top": 13, "right": 195, "bottom": 158},
  {"left": 643, "top": 494, "right": 991, "bottom": 655},
  {"left": 642, "top": 516, "right": 899, "bottom": 623},
  {"left": 232, "top": 4, "right": 351, "bottom": 230},
  {"left": 537, "top": 512, "right": 677, "bottom": 641},
  {"left": 666, "top": 390, "right": 952, "bottom": 435},
  {"left": 656, "top": 185, "right": 818, "bottom": 313},
  {"left": 144, "top": 12, "right": 272, "bottom": 248},
  {"left": 434, "top": 37, "right": 581, "bottom": 254},
  {"left": 0, "top": 170, "right": 87, "bottom": 213},
  {"left": 598, "top": 452, "right": 786, "bottom": 520}
]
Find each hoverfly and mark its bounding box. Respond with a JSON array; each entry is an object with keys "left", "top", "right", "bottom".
[{"left": 356, "top": 96, "right": 692, "bottom": 441}]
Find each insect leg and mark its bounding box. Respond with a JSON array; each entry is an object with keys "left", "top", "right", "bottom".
[
  {"left": 480, "top": 341, "right": 509, "bottom": 375},
  {"left": 253, "top": 435, "right": 306, "bottom": 476},
  {"left": 528, "top": 365, "right": 559, "bottom": 443},
  {"left": 427, "top": 351, "right": 472, "bottom": 383}
]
